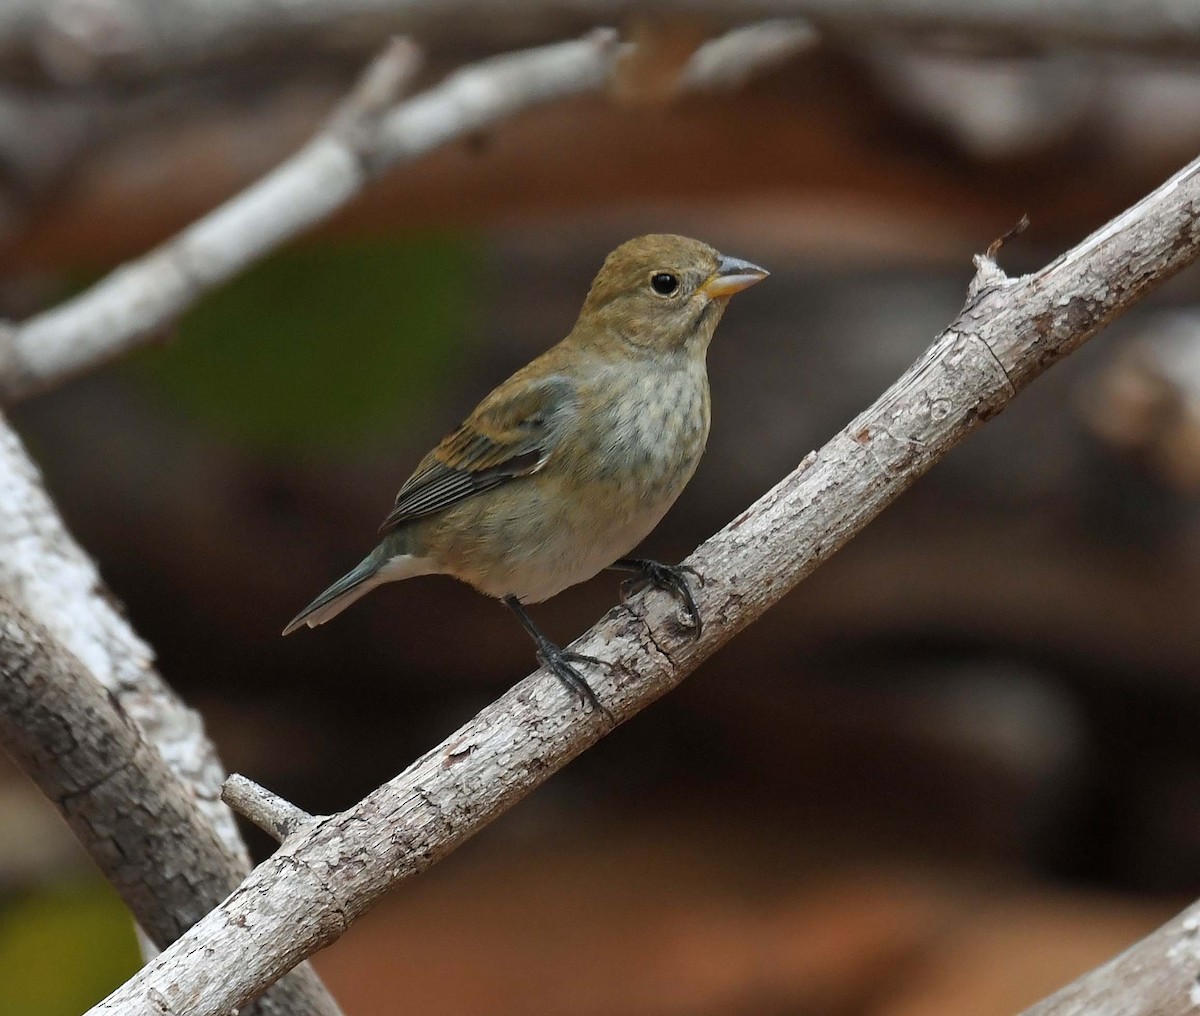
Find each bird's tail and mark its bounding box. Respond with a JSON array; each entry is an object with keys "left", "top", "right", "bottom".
[{"left": 282, "top": 541, "right": 428, "bottom": 635}]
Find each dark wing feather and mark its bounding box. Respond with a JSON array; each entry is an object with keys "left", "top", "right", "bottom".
[{"left": 379, "top": 373, "right": 574, "bottom": 533}]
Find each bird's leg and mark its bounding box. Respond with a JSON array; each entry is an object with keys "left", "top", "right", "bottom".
[
  {"left": 502, "top": 596, "right": 607, "bottom": 711},
  {"left": 609, "top": 558, "right": 703, "bottom": 637}
]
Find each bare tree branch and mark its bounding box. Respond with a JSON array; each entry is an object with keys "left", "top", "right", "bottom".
[
  {"left": 1022, "top": 904, "right": 1200, "bottom": 1015},
  {"left": 0, "top": 413, "right": 242, "bottom": 858},
  {"left": 0, "top": 410, "right": 346, "bottom": 1016},
  {"left": 4, "top": 0, "right": 1200, "bottom": 86},
  {"left": 223, "top": 773, "right": 317, "bottom": 843},
  {"left": 0, "top": 23, "right": 824, "bottom": 403},
  {"left": 0, "top": 32, "right": 613, "bottom": 401},
  {"left": 675, "top": 18, "right": 817, "bottom": 93},
  {"left": 84, "top": 149, "right": 1200, "bottom": 1016},
  {"left": 0, "top": 595, "right": 234, "bottom": 937},
  {"left": 0, "top": 595, "right": 342, "bottom": 1016}
]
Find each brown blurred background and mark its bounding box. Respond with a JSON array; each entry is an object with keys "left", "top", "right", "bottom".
[{"left": 3, "top": 12, "right": 1200, "bottom": 1016}]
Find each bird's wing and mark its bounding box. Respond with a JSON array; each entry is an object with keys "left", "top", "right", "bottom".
[{"left": 379, "top": 373, "right": 576, "bottom": 533}]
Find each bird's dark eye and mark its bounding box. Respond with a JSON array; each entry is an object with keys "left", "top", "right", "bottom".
[{"left": 650, "top": 272, "right": 680, "bottom": 296}]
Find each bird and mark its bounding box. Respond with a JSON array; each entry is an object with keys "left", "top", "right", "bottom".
[{"left": 284, "top": 233, "right": 767, "bottom": 708}]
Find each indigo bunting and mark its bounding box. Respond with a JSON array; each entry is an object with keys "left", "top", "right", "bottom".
[{"left": 284, "top": 234, "right": 767, "bottom": 707}]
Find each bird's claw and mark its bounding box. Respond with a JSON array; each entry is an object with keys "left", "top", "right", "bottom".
[
  {"left": 620, "top": 560, "right": 703, "bottom": 638},
  {"left": 504, "top": 595, "right": 613, "bottom": 716},
  {"left": 535, "top": 644, "right": 610, "bottom": 712}
]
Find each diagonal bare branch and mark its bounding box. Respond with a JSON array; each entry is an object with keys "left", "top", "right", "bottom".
[
  {"left": 0, "top": 30, "right": 618, "bottom": 402},
  {"left": 0, "top": 23, "right": 817, "bottom": 404},
  {"left": 85, "top": 152, "right": 1200, "bottom": 1016},
  {"left": 1022, "top": 897, "right": 1200, "bottom": 1015}
]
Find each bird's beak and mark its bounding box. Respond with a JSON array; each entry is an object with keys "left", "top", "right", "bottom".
[{"left": 700, "top": 255, "right": 769, "bottom": 299}]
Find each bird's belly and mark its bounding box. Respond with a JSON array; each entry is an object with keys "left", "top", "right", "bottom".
[
  {"left": 435, "top": 455, "right": 696, "bottom": 603},
  {"left": 482, "top": 496, "right": 675, "bottom": 603}
]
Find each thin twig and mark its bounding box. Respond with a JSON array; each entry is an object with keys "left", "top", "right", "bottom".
[
  {"left": 324, "top": 35, "right": 423, "bottom": 147},
  {"left": 986, "top": 212, "right": 1030, "bottom": 259},
  {"left": 85, "top": 152, "right": 1200, "bottom": 1016},
  {"left": 676, "top": 18, "right": 817, "bottom": 93},
  {"left": 223, "top": 775, "right": 318, "bottom": 843}
]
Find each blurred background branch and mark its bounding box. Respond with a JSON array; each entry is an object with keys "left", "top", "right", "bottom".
[
  {"left": 0, "top": 21, "right": 838, "bottom": 402},
  {"left": 0, "top": 4, "right": 1196, "bottom": 273},
  {"left": 1082, "top": 311, "right": 1200, "bottom": 492},
  {"left": 3, "top": 0, "right": 1200, "bottom": 89}
]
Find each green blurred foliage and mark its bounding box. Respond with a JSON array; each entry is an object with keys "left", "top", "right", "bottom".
[
  {"left": 133, "top": 234, "right": 480, "bottom": 456},
  {"left": 0, "top": 878, "right": 139, "bottom": 1015}
]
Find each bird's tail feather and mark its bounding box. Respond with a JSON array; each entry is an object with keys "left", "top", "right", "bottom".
[{"left": 283, "top": 544, "right": 427, "bottom": 635}]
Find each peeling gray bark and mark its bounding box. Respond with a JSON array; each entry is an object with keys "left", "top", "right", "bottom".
[
  {"left": 0, "top": 415, "right": 243, "bottom": 861},
  {"left": 0, "top": 598, "right": 234, "bottom": 940},
  {"left": 86, "top": 154, "right": 1200, "bottom": 1016},
  {"left": 0, "top": 419, "right": 344, "bottom": 1016},
  {"left": 0, "top": 295, "right": 347, "bottom": 1010}
]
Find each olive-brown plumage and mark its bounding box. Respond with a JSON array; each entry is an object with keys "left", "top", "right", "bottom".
[{"left": 285, "top": 234, "right": 767, "bottom": 706}]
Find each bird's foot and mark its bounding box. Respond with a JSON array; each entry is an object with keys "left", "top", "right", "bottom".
[
  {"left": 534, "top": 640, "right": 610, "bottom": 712},
  {"left": 616, "top": 558, "right": 704, "bottom": 638},
  {"left": 503, "top": 595, "right": 612, "bottom": 715}
]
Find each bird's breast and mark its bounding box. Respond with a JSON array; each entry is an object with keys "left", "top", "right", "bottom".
[
  {"left": 580, "top": 361, "right": 711, "bottom": 502},
  {"left": 419, "top": 362, "right": 711, "bottom": 604}
]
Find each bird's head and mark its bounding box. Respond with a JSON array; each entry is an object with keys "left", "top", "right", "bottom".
[{"left": 572, "top": 233, "right": 767, "bottom": 358}]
